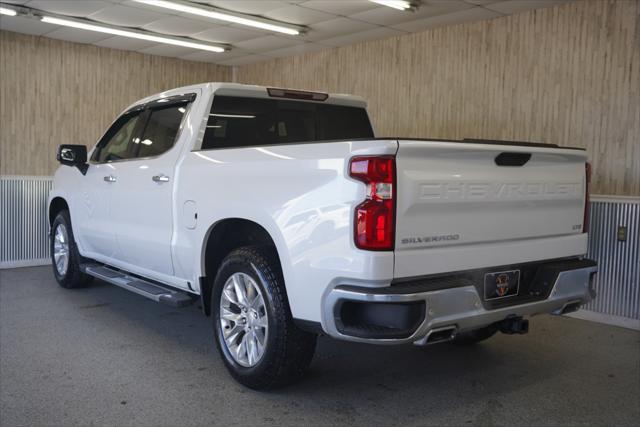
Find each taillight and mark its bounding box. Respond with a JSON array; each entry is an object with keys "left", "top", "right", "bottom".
[
  {"left": 267, "top": 87, "right": 328, "bottom": 101},
  {"left": 349, "top": 156, "right": 395, "bottom": 250},
  {"left": 583, "top": 162, "right": 591, "bottom": 233}
]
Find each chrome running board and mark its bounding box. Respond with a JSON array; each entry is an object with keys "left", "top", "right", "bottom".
[{"left": 82, "top": 264, "right": 195, "bottom": 308}]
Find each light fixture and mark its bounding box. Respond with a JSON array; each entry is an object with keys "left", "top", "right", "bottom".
[
  {"left": 40, "top": 16, "right": 225, "bottom": 53},
  {"left": 368, "top": 0, "right": 412, "bottom": 11},
  {"left": 0, "top": 6, "right": 18, "bottom": 16},
  {"left": 132, "top": 0, "right": 301, "bottom": 36}
]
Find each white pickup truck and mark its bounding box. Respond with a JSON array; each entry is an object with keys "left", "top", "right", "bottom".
[{"left": 49, "top": 82, "right": 597, "bottom": 389}]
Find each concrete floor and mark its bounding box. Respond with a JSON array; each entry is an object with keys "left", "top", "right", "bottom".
[{"left": 1, "top": 266, "right": 639, "bottom": 426}]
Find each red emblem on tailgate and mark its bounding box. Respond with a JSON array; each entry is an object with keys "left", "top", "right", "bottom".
[{"left": 496, "top": 274, "right": 510, "bottom": 296}]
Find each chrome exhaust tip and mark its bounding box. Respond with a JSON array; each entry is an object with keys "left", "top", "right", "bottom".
[{"left": 413, "top": 326, "right": 457, "bottom": 346}]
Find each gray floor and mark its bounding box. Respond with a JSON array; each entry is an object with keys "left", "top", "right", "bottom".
[{"left": 1, "top": 266, "right": 638, "bottom": 426}]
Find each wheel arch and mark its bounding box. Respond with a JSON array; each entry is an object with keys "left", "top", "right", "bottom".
[
  {"left": 49, "top": 197, "right": 69, "bottom": 226},
  {"left": 200, "top": 217, "right": 286, "bottom": 316}
]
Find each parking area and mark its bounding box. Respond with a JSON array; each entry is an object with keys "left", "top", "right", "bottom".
[{"left": 1, "top": 266, "right": 638, "bottom": 426}]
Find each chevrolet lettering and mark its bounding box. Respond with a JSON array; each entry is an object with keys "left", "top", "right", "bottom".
[{"left": 420, "top": 182, "right": 583, "bottom": 201}]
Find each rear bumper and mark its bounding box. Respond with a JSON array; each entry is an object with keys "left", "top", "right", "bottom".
[{"left": 321, "top": 258, "right": 597, "bottom": 345}]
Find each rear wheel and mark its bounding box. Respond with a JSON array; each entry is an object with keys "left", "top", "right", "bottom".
[
  {"left": 212, "top": 246, "right": 317, "bottom": 389},
  {"left": 50, "top": 210, "right": 92, "bottom": 289},
  {"left": 453, "top": 324, "right": 498, "bottom": 345}
]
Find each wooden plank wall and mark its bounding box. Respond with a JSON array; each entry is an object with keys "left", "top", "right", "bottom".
[
  {"left": 0, "top": 31, "right": 231, "bottom": 176},
  {"left": 237, "top": 0, "right": 640, "bottom": 196}
]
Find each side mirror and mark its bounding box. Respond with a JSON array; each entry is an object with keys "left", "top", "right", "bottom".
[{"left": 57, "top": 144, "right": 89, "bottom": 175}]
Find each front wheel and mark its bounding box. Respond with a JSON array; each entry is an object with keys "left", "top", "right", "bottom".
[
  {"left": 212, "top": 246, "right": 317, "bottom": 390},
  {"left": 50, "top": 210, "right": 92, "bottom": 289}
]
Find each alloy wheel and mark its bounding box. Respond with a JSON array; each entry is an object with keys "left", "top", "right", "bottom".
[
  {"left": 53, "top": 224, "right": 70, "bottom": 276},
  {"left": 219, "top": 272, "right": 269, "bottom": 367}
]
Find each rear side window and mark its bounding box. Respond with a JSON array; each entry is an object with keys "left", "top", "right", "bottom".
[
  {"left": 92, "top": 112, "right": 143, "bottom": 163},
  {"left": 136, "top": 104, "right": 187, "bottom": 158},
  {"left": 201, "top": 96, "right": 373, "bottom": 150}
]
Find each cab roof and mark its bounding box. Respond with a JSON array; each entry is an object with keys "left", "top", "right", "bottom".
[{"left": 129, "top": 82, "right": 367, "bottom": 112}]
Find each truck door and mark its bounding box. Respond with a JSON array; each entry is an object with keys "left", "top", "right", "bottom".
[
  {"left": 107, "top": 94, "right": 196, "bottom": 282},
  {"left": 77, "top": 109, "right": 146, "bottom": 260}
]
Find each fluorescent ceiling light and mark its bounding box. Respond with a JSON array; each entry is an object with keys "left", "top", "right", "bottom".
[
  {"left": 0, "top": 6, "right": 18, "bottom": 16},
  {"left": 40, "top": 16, "right": 225, "bottom": 53},
  {"left": 132, "top": 0, "right": 300, "bottom": 36},
  {"left": 368, "top": 0, "right": 412, "bottom": 11}
]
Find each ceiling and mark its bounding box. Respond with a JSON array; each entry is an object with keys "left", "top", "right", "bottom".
[{"left": 0, "top": 0, "right": 570, "bottom": 66}]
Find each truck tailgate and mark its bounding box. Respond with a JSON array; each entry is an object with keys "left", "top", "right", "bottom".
[{"left": 394, "top": 139, "right": 588, "bottom": 277}]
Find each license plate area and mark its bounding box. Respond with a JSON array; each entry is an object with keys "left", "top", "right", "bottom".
[{"left": 484, "top": 270, "right": 520, "bottom": 300}]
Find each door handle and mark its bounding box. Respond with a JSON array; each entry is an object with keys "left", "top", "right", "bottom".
[
  {"left": 103, "top": 175, "right": 116, "bottom": 183},
  {"left": 152, "top": 174, "right": 170, "bottom": 183}
]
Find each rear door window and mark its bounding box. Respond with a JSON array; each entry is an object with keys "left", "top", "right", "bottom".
[
  {"left": 201, "top": 96, "right": 373, "bottom": 150},
  {"left": 136, "top": 104, "right": 187, "bottom": 158}
]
